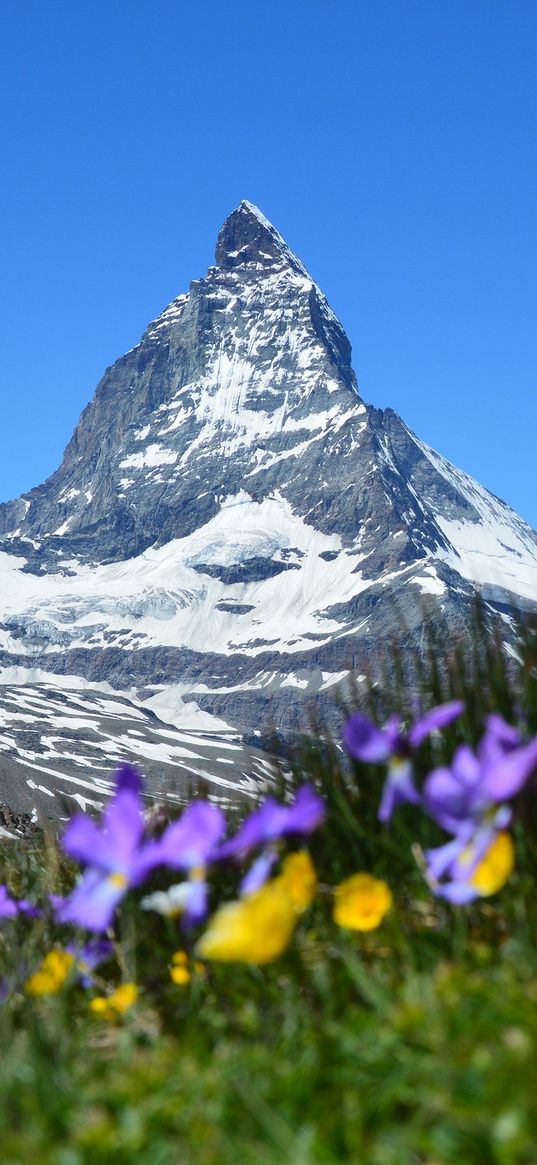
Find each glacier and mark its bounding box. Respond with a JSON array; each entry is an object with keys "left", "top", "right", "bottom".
[{"left": 0, "top": 199, "right": 536, "bottom": 821}]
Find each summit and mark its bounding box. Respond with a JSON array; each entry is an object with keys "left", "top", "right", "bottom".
[{"left": 0, "top": 203, "right": 536, "bottom": 821}]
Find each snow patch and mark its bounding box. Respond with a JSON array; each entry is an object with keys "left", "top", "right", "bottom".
[{"left": 119, "top": 445, "right": 178, "bottom": 470}]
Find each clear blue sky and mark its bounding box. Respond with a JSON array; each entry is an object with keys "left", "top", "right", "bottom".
[{"left": 1, "top": 0, "right": 536, "bottom": 526}]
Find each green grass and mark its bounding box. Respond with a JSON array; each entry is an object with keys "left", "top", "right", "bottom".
[
  {"left": 1, "top": 607, "right": 537, "bottom": 1165},
  {"left": 1, "top": 920, "right": 537, "bottom": 1164}
]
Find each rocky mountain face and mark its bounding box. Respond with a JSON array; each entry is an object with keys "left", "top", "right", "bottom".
[{"left": 1, "top": 200, "right": 537, "bottom": 820}]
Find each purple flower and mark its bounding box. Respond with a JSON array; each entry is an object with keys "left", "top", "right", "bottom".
[
  {"left": 376, "top": 758, "right": 421, "bottom": 824},
  {"left": 218, "top": 785, "right": 325, "bottom": 862},
  {"left": 216, "top": 785, "right": 325, "bottom": 896},
  {"left": 423, "top": 746, "right": 485, "bottom": 835},
  {"left": 344, "top": 702, "right": 464, "bottom": 822},
  {"left": 0, "top": 885, "right": 36, "bottom": 920},
  {"left": 479, "top": 713, "right": 522, "bottom": 765},
  {"left": 421, "top": 716, "right": 537, "bottom": 905},
  {"left": 146, "top": 802, "right": 226, "bottom": 927},
  {"left": 57, "top": 764, "right": 160, "bottom": 932},
  {"left": 66, "top": 939, "right": 114, "bottom": 987},
  {"left": 424, "top": 805, "right": 513, "bottom": 903},
  {"left": 344, "top": 702, "right": 464, "bottom": 763},
  {"left": 152, "top": 802, "right": 225, "bottom": 870},
  {"left": 479, "top": 732, "right": 537, "bottom": 802},
  {"left": 424, "top": 725, "right": 537, "bottom": 836}
]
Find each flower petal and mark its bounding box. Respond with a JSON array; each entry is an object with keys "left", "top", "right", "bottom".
[
  {"left": 217, "top": 800, "right": 286, "bottom": 859},
  {"left": 196, "top": 882, "right": 297, "bottom": 964},
  {"left": 425, "top": 830, "right": 473, "bottom": 881},
  {"left": 343, "top": 714, "right": 392, "bottom": 762},
  {"left": 155, "top": 802, "right": 225, "bottom": 870},
  {"left": 218, "top": 786, "right": 324, "bottom": 861},
  {"left": 57, "top": 868, "right": 127, "bottom": 932},
  {"left": 483, "top": 736, "right": 537, "bottom": 802},
  {"left": 280, "top": 784, "right": 325, "bottom": 836},
  {"left": 103, "top": 788, "right": 145, "bottom": 864},
  {"left": 378, "top": 758, "right": 419, "bottom": 823},
  {"left": 240, "top": 849, "right": 278, "bottom": 896},
  {"left": 434, "top": 880, "right": 479, "bottom": 904},
  {"left": 62, "top": 815, "right": 115, "bottom": 871},
  {"left": 423, "top": 761, "right": 480, "bottom": 832},
  {"left": 114, "top": 763, "right": 143, "bottom": 796},
  {"left": 182, "top": 878, "right": 209, "bottom": 929},
  {"left": 0, "top": 885, "right": 19, "bottom": 919},
  {"left": 408, "top": 700, "right": 464, "bottom": 748}
]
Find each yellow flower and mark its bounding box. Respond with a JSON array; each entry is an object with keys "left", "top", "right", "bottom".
[
  {"left": 169, "top": 950, "right": 205, "bottom": 984},
  {"left": 196, "top": 881, "right": 297, "bottom": 964},
  {"left": 276, "top": 851, "right": 317, "bottom": 913},
  {"left": 333, "top": 873, "right": 392, "bottom": 931},
  {"left": 90, "top": 982, "right": 138, "bottom": 1019},
  {"left": 110, "top": 983, "right": 138, "bottom": 1012},
  {"left": 469, "top": 832, "right": 515, "bottom": 896},
  {"left": 26, "top": 950, "right": 74, "bottom": 996},
  {"left": 170, "top": 950, "right": 191, "bottom": 986}
]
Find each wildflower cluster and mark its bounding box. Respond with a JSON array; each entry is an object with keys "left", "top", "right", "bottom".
[
  {"left": 1, "top": 699, "right": 535, "bottom": 1015},
  {"left": 345, "top": 703, "right": 537, "bottom": 903},
  {"left": 0, "top": 764, "right": 334, "bottom": 1010}
]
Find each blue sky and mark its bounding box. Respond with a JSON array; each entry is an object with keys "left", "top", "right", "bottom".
[{"left": 1, "top": 0, "right": 536, "bottom": 525}]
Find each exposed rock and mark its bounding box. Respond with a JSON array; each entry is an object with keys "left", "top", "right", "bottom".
[{"left": 0, "top": 199, "right": 536, "bottom": 816}]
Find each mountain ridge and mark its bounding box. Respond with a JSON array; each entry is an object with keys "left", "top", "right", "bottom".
[{"left": 0, "top": 201, "right": 536, "bottom": 819}]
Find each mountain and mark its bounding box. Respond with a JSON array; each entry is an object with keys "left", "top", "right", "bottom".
[{"left": 1, "top": 200, "right": 536, "bottom": 820}]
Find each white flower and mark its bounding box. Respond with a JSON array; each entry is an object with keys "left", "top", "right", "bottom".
[{"left": 141, "top": 883, "right": 193, "bottom": 917}]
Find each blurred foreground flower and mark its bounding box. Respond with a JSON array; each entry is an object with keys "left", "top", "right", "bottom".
[
  {"left": 0, "top": 885, "right": 37, "bottom": 920},
  {"left": 218, "top": 784, "right": 325, "bottom": 896},
  {"left": 66, "top": 939, "right": 114, "bottom": 987},
  {"left": 146, "top": 802, "right": 225, "bottom": 927},
  {"left": 422, "top": 715, "right": 537, "bottom": 902},
  {"left": 26, "top": 950, "right": 74, "bottom": 996},
  {"left": 424, "top": 719, "right": 537, "bottom": 837},
  {"left": 197, "top": 851, "right": 318, "bottom": 964},
  {"left": 471, "top": 831, "right": 515, "bottom": 895},
  {"left": 333, "top": 873, "right": 393, "bottom": 931},
  {"left": 90, "top": 982, "right": 138, "bottom": 1019},
  {"left": 197, "top": 882, "right": 297, "bottom": 964},
  {"left": 427, "top": 830, "right": 515, "bottom": 904},
  {"left": 277, "top": 851, "right": 317, "bottom": 913},
  {"left": 169, "top": 950, "right": 205, "bottom": 985},
  {"left": 57, "top": 765, "right": 162, "bottom": 932},
  {"left": 344, "top": 702, "right": 464, "bottom": 822},
  {"left": 141, "top": 884, "right": 195, "bottom": 918}
]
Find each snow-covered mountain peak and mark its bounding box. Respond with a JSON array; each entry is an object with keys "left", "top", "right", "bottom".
[
  {"left": 0, "top": 201, "right": 536, "bottom": 820},
  {"left": 215, "top": 200, "right": 309, "bottom": 277}
]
